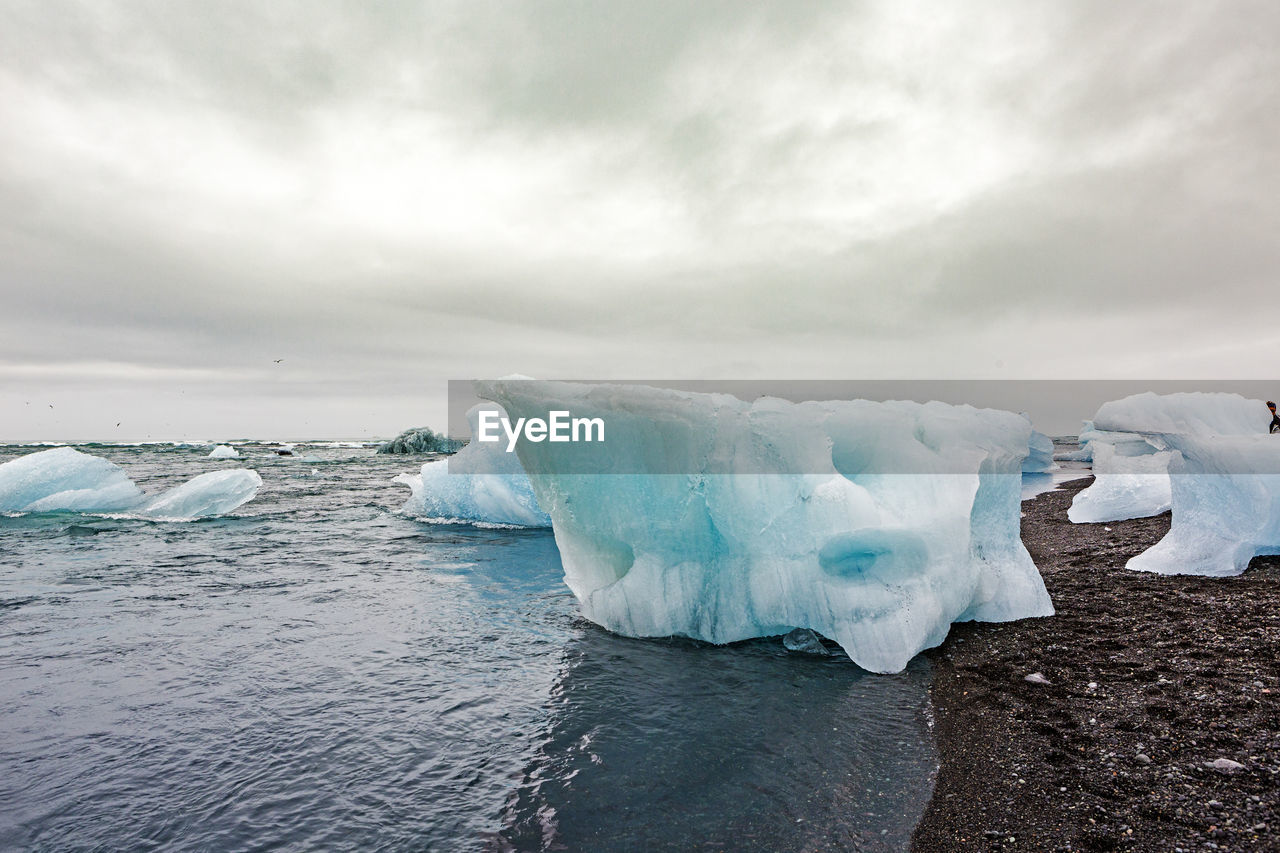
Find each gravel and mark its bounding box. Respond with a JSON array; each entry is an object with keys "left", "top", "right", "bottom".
[{"left": 911, "top": 477, "right": 1279, "bottom": 852}]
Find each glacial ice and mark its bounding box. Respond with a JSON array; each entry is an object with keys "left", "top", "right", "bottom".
[
  {"left": 475, "top": 379, "right": 1054, "bottom": 673},
  {"left": 0, "top": 447, "right": 143, "bottom": 513},
  {"left": 1067, "top": 442, "right": 1173, "bottom": 523},
  {"left": 1023, "top": 428, "right": 1056, "bottom": 474},
  {"left": 396, "top": 405, "right": 551, "bottom": 527},
  {"left": 1069, "top": 392, "right": 1273, "bottom": 525},
  {"left": 141, "top": 469, "right": 264, "bottom": 519},
  {"left": 208, "top": 444, "right": 240, "bottom": 459},
  {"left": 0, "top": 447, "right": 261, "bottom": 519},
  {"left": 1076, "top": 392, "right": 1280, "bottom": 576},
  {"left": 377, "top": 426, "right": 464, "bottom": 455}
]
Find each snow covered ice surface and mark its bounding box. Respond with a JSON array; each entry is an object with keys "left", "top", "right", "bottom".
[
  {"left": 474, "top": 379, "right": 1053, "bottom": 674},
  {"left": 395, "top": 405, "right": 551, "bottom": 528},
  {"left": 208, "top": 444, "right": 240, "bottom": 459},
  {"left": 1074, "top": 392, "right": 1280, "bottom": 576},
  {"left": 0, "top": 447, "right": 261, "bottom": 520}
]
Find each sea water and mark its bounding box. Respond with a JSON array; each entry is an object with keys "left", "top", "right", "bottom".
[{"left": 0, "top": 443, "right": 936, "bottom": 851}]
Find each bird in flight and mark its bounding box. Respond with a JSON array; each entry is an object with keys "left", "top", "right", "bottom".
[{"left": 274, "top": 358, "right": 284, "bottom": 364}]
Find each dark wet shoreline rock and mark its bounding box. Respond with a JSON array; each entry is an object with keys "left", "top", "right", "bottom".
[{"left": 911, "top": 477, "right": 1279, "bottom": 852}]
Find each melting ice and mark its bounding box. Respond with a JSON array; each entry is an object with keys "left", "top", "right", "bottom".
[
  {"left": 1074, "top": 392, "right": 1280, "bottom": 576},
  {"left": 0, "top": 447, "right": 261, "bottom": 520},
  {"left": 468, "top": 380, "right": 1053, "bottom": 673}
]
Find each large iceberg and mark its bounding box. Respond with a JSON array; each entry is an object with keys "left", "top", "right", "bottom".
[
  {"left": 208, "top": 444, "right": 240, "bottom": 459},
  {"left": 474, "top": 380, "right": 1053, "bottom": 673},
  {"left": 1069, "top": 392, "right": 1272, "bottom": 524},
  {"left": 395, "top": 405, "right": 551, "bottom": 527},
  {"left": 1076, "top": 392, "right": 1279, "bottom": 576},
  {"left": 0, "top": 447, "right": 261, "bottom": 519}
]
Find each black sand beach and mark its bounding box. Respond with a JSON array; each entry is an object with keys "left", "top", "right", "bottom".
[{"left": 912, "top": 478, "right": 1279, "bottom": 852}]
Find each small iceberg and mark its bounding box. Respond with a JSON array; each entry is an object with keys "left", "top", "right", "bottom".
[
  {"left": 0, "top": 447, "right": 261, "bottom": 520},
  {"left": 1070, "top": 392, "right": 1271, "bottom": 525},
  {"left": 1073, "top": 392, "right": 1280, "bottom": 576},
  {"left": 141, "top": 469, "right": 263, "bottom": 519},
  {"left": 1, "top": 446, "right": 143, "bottom": 512},
  {"left": 396, "top": 406, "right": 550, "bottom": 527},
  {"left": 377, "top": 426, "right": 464, "bottom": 454},
  {"left": 208, "top": 444, "right": 240, "bottom": 459}
]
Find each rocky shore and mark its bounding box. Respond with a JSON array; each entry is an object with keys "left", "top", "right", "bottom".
[{"left": 911, "top": 477, "right": 1279, "bottom": 852}]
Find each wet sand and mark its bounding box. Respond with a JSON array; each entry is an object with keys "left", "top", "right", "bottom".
[{"left": 911, "top": 477, "right": 1279, "bottom": 852}]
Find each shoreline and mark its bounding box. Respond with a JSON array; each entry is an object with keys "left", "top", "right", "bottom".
[{"left": 911, "top": 477, "right": 1278, "bottom": 852}]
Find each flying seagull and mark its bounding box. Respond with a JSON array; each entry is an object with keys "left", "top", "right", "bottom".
[{"left": 274, "top": 358, "right": 284, "bottom": 363}]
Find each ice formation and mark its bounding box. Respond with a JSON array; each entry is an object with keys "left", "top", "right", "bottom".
[
  {"left": 1023, "top": 428, "right": 1056, "bottom": 474},
  {"left": 377, "top": 426, "right": 464, "bottom": 455},
  {"left": 0, "top": 447, "right": 261, "bottom": 519},
  {"left": 0, "top": 447, "right": 143, "bottom": 512},
  {"left": 475, "top": 379, "right": 1053, "bottom": 673},
  {"left": 395, "top": 405, "right": 550, "bottom": 527},
  {"left": 141, "top": 469, "right": 264, "bottom": 519},
  {"left": 1067, "top": 442, "right": 1174, "bottom": 522},
  {"left": 208, "top": 444, "right": 240, "bottom": 459},
  {"left": 1069, "top": 392, "right": 1273, "bottom": 525},
  {"left": 1076, "top": 392, "right": 1280, "bottom": 576}
]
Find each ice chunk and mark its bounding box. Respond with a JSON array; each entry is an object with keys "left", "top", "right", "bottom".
[
  {"left": 1071, "top": 392, "right": 1279, "bottom": 575},
  {"left": 782, "top": 628, "right": 830, "bottom": 655},
  {"left": 396, "top": 405, "right": 550, "bottom": 527},
  {"left": 0, "top": 446, "right": 260, "bottom": 519},
  {"left": 1023, "top": 427, "right": 1055, "bottom": 473},
  {"left": 141, "top": 469, "right": 263, "bottom": 519},
  {"left": 376, "top": 426, "right": 464, "bottom": 454},
  {"left": 0, "top": 447, "right": 143, "bottom": 512},
  {"left": 476, "top": 380, "right": 1053, "bottom": 674},
  {"left": 208, "top": 444, "right": 239, "bottom": 459},
  {"left": 1093, "top": 391, "right": 1271, "bottom": 437},
  {"left": 1128, "top": 434, "right": 1280, "bottom": 576},
  {"left": 1067, "top": 442, "right": 1174, "bottom": 522},
  {"left": 1068, "top": 393, "right": 1271, "bottom": 523}
]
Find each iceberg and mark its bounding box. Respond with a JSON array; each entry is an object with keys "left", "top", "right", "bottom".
[
  {"left": 0, "top": 447, "right": 261, "bottom": 519},
  {"left": 1067, "top": 442, "right": 1174, "bottom": 522},
  {"left": 377, "top": 426, "right": 464, "bottom": 455},
  {"left": 141, "top": 469, "right": 264, "bottom": 519},
  {"left": 1069, "top": 392, "right": 1272, "bottom": 525},
  {"left": 475, "top": 380, "right": 1053, "bottom": 673},
  {"left": 395, "top": 405, "right": 551, "bottom": 527},
  {"left": 1075, "top": 392, "right": 1279, "bottom": 576},
  {"left": 1023, "top": 427, "right": 1055, "bottom": 474},
  {"left": 1, "top": 446, "right": 143, "bottom": 512},
  {"left": 208, "top": 444, "right": 240, "bottom": 459}
]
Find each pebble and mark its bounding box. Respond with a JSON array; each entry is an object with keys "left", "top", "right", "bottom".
[
  {"left": 1024, "top": 672, "right": 1051, "bottom": 685},
  {"left": 1135, "top": 753, "right": 1152, "bottom": 765},
  {"left": 1205, "top": 758, "right": 1245, "bottom": 773}
]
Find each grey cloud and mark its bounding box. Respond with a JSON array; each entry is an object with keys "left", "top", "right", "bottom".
[{"left": 2, "top": 1, "right": 1279, "bottom": 438}]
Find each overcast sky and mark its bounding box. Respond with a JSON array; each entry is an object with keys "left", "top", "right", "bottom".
[{"left": 2, "top": 1, "right": 1278, "bottom": 439}]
